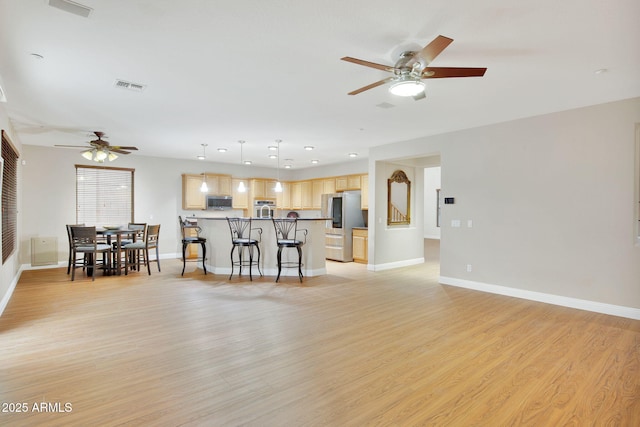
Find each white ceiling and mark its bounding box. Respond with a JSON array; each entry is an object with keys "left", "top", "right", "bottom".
[{"left": 1, "top": 0, "right": 639, "bottom": 169}]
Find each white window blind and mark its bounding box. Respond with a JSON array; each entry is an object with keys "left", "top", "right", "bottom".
[{"left": 76, "top": 165, "right": 134, "bottom": 226}]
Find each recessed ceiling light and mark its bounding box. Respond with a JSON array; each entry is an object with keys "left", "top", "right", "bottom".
[
  {"left": 304, "top": 146, "right": 314, "bottom": 151},
  {"left": 311, "top": 159, "right": 319, "bottom": 164},
  {"left": 267, "top": 145, "right": 277, "bottom": 151},
  {"left": 268, "top": 154, "right": 277, "bottom": 159},
  {"left": 217, "top": 148, "right": 227, "bottom": 153},
  {"left": 284, "top": 164, "right": 292, "bottom": 169},
  {"left": 243, "top": 160, "right": 252, "bottom": 165},
  {"left": 348, "top": 153, "right": 358, "bottom": 158}
]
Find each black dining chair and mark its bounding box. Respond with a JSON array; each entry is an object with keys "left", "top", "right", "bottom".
[
  {"left": 179, "top": 216, "right": 207, "bottom": 276},
  {"left": 227, "top": 217, "right": 262, "bottom": 281},
  {"left": 123, "top": 224, "right": 161, "bottom": 275},
  {"left": 272, "top": 218, "right": 307, "bottom": 282},
  {"left": 69, "top": 225, "right": 112, "bottom": 281}
]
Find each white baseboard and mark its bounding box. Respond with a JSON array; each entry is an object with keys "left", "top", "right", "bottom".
[
  {"left": 439, "top": 276, "right": 640, "bottom": 320},
  {"left": 372, "top": 257, "right": 425, "bottom": 272}
]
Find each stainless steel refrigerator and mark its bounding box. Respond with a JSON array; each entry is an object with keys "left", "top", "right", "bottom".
[{"left": 321, "top": 191, "right": 364, "bottom": 262}]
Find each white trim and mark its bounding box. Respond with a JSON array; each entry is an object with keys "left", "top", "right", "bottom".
[
  {"left": 439, "top": 276, "right": 640, "bottom": 320},
  {"left": 371, "top": 257, "right": 424, "bottom": 271},
  {"left": 0, "top": 264, "right": 23, "bottom": 316}
]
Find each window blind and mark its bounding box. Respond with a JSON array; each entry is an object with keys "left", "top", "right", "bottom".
[
  {"left": 76, "top": 165, "right": 134, "bottom": 226},
  {"left": 2, "top": 130, "right": 19, "bottom": 264}
]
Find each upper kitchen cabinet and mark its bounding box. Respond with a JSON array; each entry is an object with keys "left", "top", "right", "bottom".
[
  {"left": 182, "top": 174, "right": 206, "bottom": 210},
  {"left": 277, "top": 181, "right": 290, "bottom": 210},
  {"left": 183, "top": 173, "right": 232, "bottom": 210},
  {"left": 361, "top": 174, "right": 369, "bottom": 209},
  {"left": 335, "top": 174, "right": 362, "bottom": 192},
  {"left": 250, "top": 179, "right": 279, "bottom": 200},
  {"left": 232, "top": 178, "right": 249, "bottom": 209},
  {"left": 311, "top": 178, "right": 336, "bottom": 209}
]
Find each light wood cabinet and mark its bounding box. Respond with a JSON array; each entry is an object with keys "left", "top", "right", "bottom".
[
  {"left": 360, "top": 174, "right": 369, "bottom": 209},
  {"left": 323, "top": 178, "right": 336, "bottom": 195},
  {"left": 352, "top": 228, "right": 368, "bottom": 264},
  {"left": 290, "top": 182, "right": 302, "bottom": 209},
  {"left": 232, "top": 178, "right": 249, "bottom": 209},
  {"left": 182, "top": 174, "right": 206, "bottom": 210},
  {"left": 218, "top": 175, "right": 232, "bottom": 196},
  {"left": 301, "top": 181, "right": 313, "bottom": 209},
  {"left": 250, "top": 179, "right": 265, "bottom": 199},
  {"left": 336, "top": 174, "right": 362, "bottom": 192},
  {"left": 311, "top": 180, "right": 324, "bottom": 209},
  {"left": 277, "top": 181, "right": 291, "bottom": 210}
]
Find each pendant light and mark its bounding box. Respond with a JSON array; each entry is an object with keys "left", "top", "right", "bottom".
[
  {"left": 199, "top": 144, "right": 209, "bottom": 193},
  {"left": 237, "top": 140, "right": 246, "bottom": 192},
  {"left": 274, "top": 139, "right": 283, "bottom": 193}
]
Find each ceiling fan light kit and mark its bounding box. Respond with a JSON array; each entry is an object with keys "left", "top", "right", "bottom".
[{"left": 388, "top": 78, "right": 425, "bottom": 97}]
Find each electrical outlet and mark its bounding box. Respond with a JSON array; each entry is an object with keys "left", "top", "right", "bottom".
[
  {"left": 451, "top": 219, "right": 461, "bottom": 228},
  {"left": 466, "top": 264, "right": 473, "bottom": 272},
  {"left": 467, "top": 220, "right": 473, "bottom": 228}
]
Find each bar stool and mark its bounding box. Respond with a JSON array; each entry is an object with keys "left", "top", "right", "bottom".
[
  {"left": 179, "top": 216, "right": 207, "bottom": 276},
  {"left": 272, "top": 218, "right": 307, "bottom": 282},
  {"left": 227, "top": 217, "right": 262, "bottom": 280}
]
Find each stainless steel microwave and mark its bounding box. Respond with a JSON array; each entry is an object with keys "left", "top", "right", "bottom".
[{"left": 206, "top": 195, "right": 232, "bottom": 210}]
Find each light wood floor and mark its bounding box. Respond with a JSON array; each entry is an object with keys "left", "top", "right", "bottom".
[{"left": 1, "top": 241, "right": 639, "bottom": 426}]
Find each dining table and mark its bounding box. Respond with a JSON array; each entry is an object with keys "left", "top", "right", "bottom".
[{"left": 96, "top": 227, "right": 138, "bottom": 275}]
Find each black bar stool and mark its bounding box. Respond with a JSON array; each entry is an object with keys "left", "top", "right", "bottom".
[
  {"left": 179, "top": 216, "right": 207, "bottom": 276},
  {"left": 272, "top": 218, "right": 307, "bottom": 282},
  {"left": 227, "top": 217, "right": 262, "bottom": 280}
]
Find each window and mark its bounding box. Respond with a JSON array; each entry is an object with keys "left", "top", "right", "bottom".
[
  {"left": 76, "top": 165, "right": 134, "bottom": 226},
  {"left": 2, "top": 130, "right": 19, "bottom": 264}
]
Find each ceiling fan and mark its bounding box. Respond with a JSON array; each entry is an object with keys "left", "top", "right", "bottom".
[
  {"left": 55, "top": 131, "right": 138, "bottom": 162},
  {"left": 341, "top": 35, "right": 486, "bottom": 100}
]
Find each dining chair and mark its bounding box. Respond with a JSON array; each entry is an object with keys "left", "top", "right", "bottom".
[
  {"left": 227, "top": 217, "right": 262, "bottom": 281},
  {"left": 123, "top": 224, "right": 161, "bottom": 275},
  {"left": 117, "top": 223, "right": 147, "bottom": 271},
  {"left": 272, "top": 218, "right": 307, "bottom": 282},
  {"left": 69, "top": 226, "right": 112, "bottom": 281},
  {"left": 179, "top": 216, "right": 207, "bottom": 275},
  {"left": 66, "top": 223, "right": 85, "bottom": 274}
]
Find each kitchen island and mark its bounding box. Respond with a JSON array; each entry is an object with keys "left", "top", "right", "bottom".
[{"left": 196, "top": 217, "right": 328, "bottom": 279}]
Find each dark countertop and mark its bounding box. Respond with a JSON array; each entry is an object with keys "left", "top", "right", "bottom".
[{"left": 195, "top": 217, "right": 331, "bottom": 221}]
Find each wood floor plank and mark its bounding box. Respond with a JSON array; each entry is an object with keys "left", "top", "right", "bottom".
[{"left": 1, "top": 243, "right": 639, "bottom": 426}]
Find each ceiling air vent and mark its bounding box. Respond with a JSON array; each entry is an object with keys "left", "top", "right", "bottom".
[
  {"left": 48, "top": 0, "right": 92, "bottom": 18},
  {"left": 114, "top": 79, "right": 146, "bottom": 92},
  {"left": 376, "top": 102, "right": 395, "bottom": 109}
]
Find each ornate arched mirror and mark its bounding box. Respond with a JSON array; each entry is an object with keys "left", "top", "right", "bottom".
[{"left": 388, "top": 170, "right": 411, "bottom": 225}]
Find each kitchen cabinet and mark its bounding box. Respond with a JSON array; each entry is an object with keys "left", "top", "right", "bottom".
[
  {"left": 182, "top": 174, "right": 206, "bottom": 210},
  {"left": 301, "top": 181, "right": 313, "bottom": 209},
  {"left": 360, "top": 174, "right": 369, "bottom": 209},
  {"left": 352, "top": 228, "right": 368, "bottom": 264},
  {"left": 232, "top": 178, "right": 249, "bottom": 209},
  {"left": 290, "top": 182, "right": 302, "bottom": 209},
  {"left": 250, "top": 179, "right": 266, "bottom": 199},
  {"left": 277, "top": 181, "right": 290, "bottom": 210},
  {"left": 311, "top": 180, "right": 324, "bottom": 209},
  {"left": 335, "top": 174, "right": 362, "bottom": 192}
]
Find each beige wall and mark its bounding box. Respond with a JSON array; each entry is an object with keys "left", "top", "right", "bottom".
[{"left": 369, "top": 97, "right": 640, "bottom": 310}]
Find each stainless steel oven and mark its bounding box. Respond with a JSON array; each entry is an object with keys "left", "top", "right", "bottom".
[{"left": 254, "top": 200, "right": 275, "bottom": 218}]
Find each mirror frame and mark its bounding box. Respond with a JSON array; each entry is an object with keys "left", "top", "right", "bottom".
[{"left": 387, "top": 169, "right": 411, "bottom": 225}]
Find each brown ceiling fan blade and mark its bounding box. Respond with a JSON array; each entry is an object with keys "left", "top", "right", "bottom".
[
  {"left": 111, "top": 146, "right": 138, "bottom": 151},
  {"left": 421, "top": 67, "right": 487, "bottom": 78},
  {"left": 348, "top": 77, "right": 394, "bottom": 95},
  {"left": 408, "top": 35, "right": 454, "bottom": 67},
  {"left": 341, "top": 57, "right": 395, "bottom": 73},
  {"left": 110, "top": 149, "right": 132, "bottom": 154}
]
